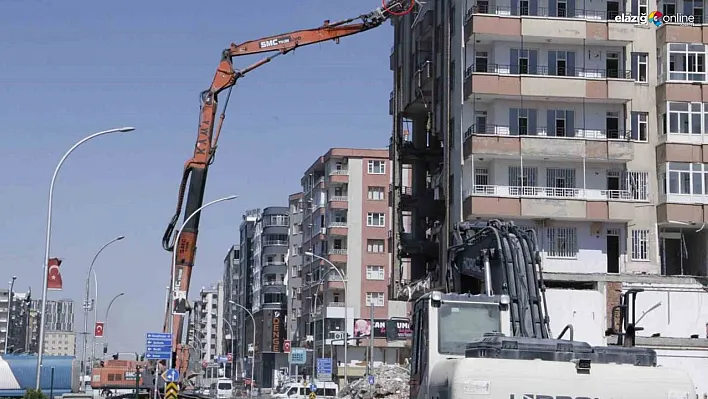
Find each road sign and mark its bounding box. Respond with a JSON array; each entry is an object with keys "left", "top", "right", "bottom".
[
  {"left": 217, "top": 356, "right": 228, "bottom": 364},
  {"left": 288, "top": 347, "right": 307, "bottom": 365},
  {"left": 227, "top": 353, "right": 233, "bottom": 362},
  {"left": 308, "top": 392, "right": 316, "bottom": 399},
  {"left": 368, "top": 375, "right": 375, "bottom": 385},
  {"left": 283, "top": 340, "right": 291, "bottom": 353},
  {"left": 317, "top": 358, "right": 332, "bottom": 382},
  {"left": 310, "top": 383, "right": 317, "bottom": 392},
  {"left": 145, "top": 332, "right": 172, "bottom": 360},
  {"left": 165, "top": 382, "right": 179, "bottom": 399},
  {"left": 162, "top": 368, "right": 179, "bottom": 382}
]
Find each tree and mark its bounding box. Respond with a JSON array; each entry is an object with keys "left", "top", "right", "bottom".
[{"left": 23, "top": 389, "right": 47, "bottom": 399}]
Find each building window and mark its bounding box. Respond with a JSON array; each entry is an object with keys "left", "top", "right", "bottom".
[
  {"left": 367, "top": 186, "right": 386, "bottom": 201},
  {"left": 631, "top": 112, "right": 648, "bottom": 142},
  {"left": 367, "top": 239, "right": 385, "bottom": 253},
  {"left": 664, "top": 102, "right": 707, "bottom": 135},
  {"left": 366, "top": 265, "right": 385, "bottom": 280},
  {"left": 368, "top": 160, "right": 386, "bottom": 174},
  {"left": 638, "top": 0, "right": 648, "bottom": 16},
  {"left": 631, "top": 52, "right": 648, "bottom": 82},
  {"left": 365, "top": 292, "right": 385, "bottom": 307},
  {"left": 664, "top": 43, "right": 707, "bottom": 82},
  {"left": 367, "top": 213, "right": 385, "bottom": 227},
  {"left": 664, "top": 162, "right": 707, "bottom": 195},
  {"left": 631, "top": 229, "right": 650, "bottom": 261},
  {"left": 547, "top": 227, "right": 578, "bottom": 258}
]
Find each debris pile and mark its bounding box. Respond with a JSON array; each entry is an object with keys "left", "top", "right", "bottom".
[{"left": 339, "top": 365, "right": 410, "bottom": 399}]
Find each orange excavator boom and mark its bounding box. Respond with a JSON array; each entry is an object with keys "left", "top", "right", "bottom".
[{"left": 161, "top": 0, "right": 414, "bottom": 382}]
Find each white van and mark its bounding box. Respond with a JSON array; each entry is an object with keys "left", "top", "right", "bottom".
[
  {"left": 272, "top": 381, "right": 338, "bottom": 399},
  {"left": 209, "top": 378, "right": 233, "bottom": 399}
]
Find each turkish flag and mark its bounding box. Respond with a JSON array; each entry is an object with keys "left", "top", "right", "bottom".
[
  {"left": 47, "top": 258, "right": 63, "bottom": 291},
  {"left": 95, "top": 322, "right": 104, "bottom": 338}
]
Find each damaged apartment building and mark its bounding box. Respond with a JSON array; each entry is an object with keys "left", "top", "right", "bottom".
[{"left": 389, "top": 0, "right": 708, "bottom": 393}]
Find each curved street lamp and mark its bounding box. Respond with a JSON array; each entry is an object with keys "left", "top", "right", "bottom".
[
  {"left": 304, "top": 251, "right": 349, "bottom": 382},
  {"left": 229, "top": 300, "right": 256, "bottom": 389},
  {"left": 36, "top": 126, "right": 136, "bottom": 390},
  {"left": 82, "top": 236, "right": 125, "bottom": 391}
]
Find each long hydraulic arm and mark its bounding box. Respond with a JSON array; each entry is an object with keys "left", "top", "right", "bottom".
[
  {"left": 160, "top": 0, "right": 414, "bottom": 375},
  {"left": 448, "top": 220, "right": 551, "bottom": 339}
]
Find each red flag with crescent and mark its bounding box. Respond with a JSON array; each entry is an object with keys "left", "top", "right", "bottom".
[
  {"left": 47, "top": 258, "right": 63, "bottom": 290},
  {"left": 94, "top": 322, "right": 104, "bottom": 338}
]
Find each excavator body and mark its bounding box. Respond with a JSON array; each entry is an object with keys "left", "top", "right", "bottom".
[{"left": 405, "top": 221, "right": 697, "bottom": 399}]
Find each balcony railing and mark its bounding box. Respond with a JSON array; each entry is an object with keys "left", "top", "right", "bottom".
[
  {"left": 464, "top": 124, "right": 631, "bottom": 141},
  {"left": 329, "top": 195, "right": 348, "bottom": 202},
  {"left": 468, "top": 185, "right": 647, "bottom": 201},
  {"left": 466, "top": 4, "right": 620, "bottom": 21},
  {"left": 328, "top": 221, "right": 348, "bottom": 228},
  {"left": 466, "top": 64, "right": 632, "bottom": 80},
  {"left": 329, "top": 248, "right": 348, "bottom": 256},
  {"left": 330, "top": 169, "right": 349, "bottom": 176},
  {"left": 262, "top": 240, "right": 288, "bottom": 246}
]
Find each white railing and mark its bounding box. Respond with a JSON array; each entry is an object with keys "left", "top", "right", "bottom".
[
  {"left": 330, "top": 195, "right": 348, "bottom": 202},
  {"left": 330, "top": 169, "right": 349, "bottom": 176},
  {"left": 467, "top": 185, "right": 647, "bottom": 201},
  {"left": 329, "top": 248, "right": 348, "bottom": 255},
  {"left": 328, "top": 222, "right": 348, "bottom": 228}
]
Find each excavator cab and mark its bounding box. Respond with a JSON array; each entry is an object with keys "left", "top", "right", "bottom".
[{"left": 408, "top": 291, "right": 512, "bottom": 399}]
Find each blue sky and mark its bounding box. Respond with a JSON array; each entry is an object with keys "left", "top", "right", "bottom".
[{"left": 0, "top": 0, "right": 392, "bottom": 354}]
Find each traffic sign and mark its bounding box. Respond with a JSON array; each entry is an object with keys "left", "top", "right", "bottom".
[
  {"left": 368, "top": 375, "right": 375, "bottom": 385},
  {"left": 288, "top": 347, "right": 307, "bottom": 365},
  {"left": 145, "top": 332, "right": 172, "bottom": 360},
  {"left": 317, "top": 358, "right": 332, "bottom": 374},
  {"left": 226, "top": 353, "right": 232, "bottom": 362},
  {"left": 162, "top": 368, "right": 179, "bottom": 382},
  {"left": 283, "top": 340, "right": 291, "bottom": 353},
  {"left": 165, "top": 382, "right": 179, "bottom": 399},
  {"left": 217, "top": 356, "right": 228, "bottom": 364},
  {"left": 310, "top": 383, "right": 317, "bottom": 392}
]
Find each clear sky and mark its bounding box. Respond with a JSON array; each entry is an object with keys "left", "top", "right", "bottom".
[{"left": 0, "top": 0, "right": 392, "bottom": 355}]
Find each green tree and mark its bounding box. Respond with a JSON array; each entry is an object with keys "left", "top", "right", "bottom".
[{"left": 22, "top": 389, "right": 47, "bottom": 399}]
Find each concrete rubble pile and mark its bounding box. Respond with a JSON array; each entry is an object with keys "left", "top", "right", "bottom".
[{"left": 339, "top": 365, "right": 411, "bottom": 399}]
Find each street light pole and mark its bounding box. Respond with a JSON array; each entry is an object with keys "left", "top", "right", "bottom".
[
  {"left": 82, "top": 236, "right": 125, "bottom": 391},
  {"left": 168, "top": 195, "right": 239, "bottom": 338},
  {"left": 229, "top": 301, "right": 256, "bottom": 391},
  {"left": 305, "top": 252, "right": 348, "bottom": 383},
  {"left": 102, "top": 292, "right": 125, "bottom": 356},
  {"left": 36, "top": 126, "right": 136, "bottom": 390},
  {"left": 4, "top": 276, "right": 17, "bottom": 354},
  {"left": 222, "top": 320, "right": 234, "bottom": 379}
]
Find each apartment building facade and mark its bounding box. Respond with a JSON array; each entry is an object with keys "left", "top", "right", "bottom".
[
  {"left": 287, "top": 193, "right": 305, "bottom": 345},
  {"left": 1, "top": 290, "right": 35, "bottom": 354},
  {"left": 232, "top": 210, "right": 258, "bottom": 380},
  {"left": 194, "top": 284, "right": 224, "bottom": 363},
  {"left": 222, "top": 246, "right": 239, "bottom": 371},
  {"left": 299, "top": 148, "right": 409, "bottom": 382},
  {"left": 251, "top": 206, "right": 289, "bottom": 389},
  {"left": 31, "top": 299, "right": 75, "bottom": 332},
  {"left": 390, "top": 0, "right": 708, "bottom": 393}
]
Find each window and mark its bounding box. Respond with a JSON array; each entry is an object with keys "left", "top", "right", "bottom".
[
  {"left": 365, "top": 292, "right": 385, "bottom": 307},
  {"left": 366, "top": 265, "right": 385, "bottom": 280},
  {"left": 631, "top": 229, "right": 650, "bottom": 261},
  {"left": 546, "top": 168, "right": 578, "bottom": 197},
  {"left": 508, "top": 166, "right": 538, "bottom": 196},
  {"left": 638, "top": 0, "right": 648, "bottom": 17},
  {"left": 367, "top": 239, "right": 385, "bottom": 253},
  {"left": 665, "top": 43, "right": 707, "bottom": 82},
  {"left": 368, "top": 160, "right": 386, "bottom": 174},
  {"left": 665, "top": 162, "right": 708, "bottom": 195},
  {"left": 631, "top": 112, "right": 648, "bottom": 142},
  {"left": 664, "top": 102, "right": 707, "bottom": 135},
  {"left": 547, "top": 227, "right": 578, "bottom": 258},
  {"left": 474, "top": 167, "right": 490, "bottom": 194},
  {"left": 367, "top": 186, "right": 385, "bottom": 200},
  {"left": 631, "top": 52, "right": 648, "bottom": 82},
  {"left": 510, "top": 49, "right": 537, "bottom": 74},
  {"left": 367, "top": 212, "right": 386, "bottom": 227},
  {"left": 548, "top": 110, "right": 574, "bottom": 137},
  {"left": 509, "top": 108, "right": 537, "bottom": 135},
  {"left": 549, "top": 51, "right": 575, "bottom": 76}
]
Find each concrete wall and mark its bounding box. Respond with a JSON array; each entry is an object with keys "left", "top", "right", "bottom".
[{"left": 544, "top": 279, "right": 708, "bottom": 396}]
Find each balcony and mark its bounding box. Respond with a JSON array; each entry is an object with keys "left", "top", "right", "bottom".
[
  {"left": 414, "top": 60, "right": 433, "bottom": 90},
  {"left": 329, "top": 195, "right": 348, "bottom": 209},
  {"left": 656, "top": 22, "right": 708, "bottom": 48},
  {"left": 327, "top": 221, "right": 348, "bottom": 236},
  {"left": 329, "top": 169, "right": 349, "bottom": 185},
  {"left": 464, "top": 2, "right": 636, "bottom": 43},
  {"left": 328, "top": 248, "right": 348, "bottom": 263},
  {"left": 463, "top": 124, "right": 633, "bottom": 161},
  {"left": 464, "top": 64, "right": 633, "bottom": 102}
]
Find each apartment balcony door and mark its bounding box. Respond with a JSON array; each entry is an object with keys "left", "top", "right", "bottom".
[{"left": 606, "top": 229, "right": 620, "bottom": 274}]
